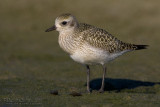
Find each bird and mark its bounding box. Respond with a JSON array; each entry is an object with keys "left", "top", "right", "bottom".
[{"left": 45, "top": 13, "right": 148, "bottom": 93}]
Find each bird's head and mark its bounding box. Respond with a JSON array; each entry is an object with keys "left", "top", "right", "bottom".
[{"left": 45, "top": 13, "right": 78, "bottom": 33}]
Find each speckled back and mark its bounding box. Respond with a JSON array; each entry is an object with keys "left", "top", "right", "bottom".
[{"left": 74, "top": 23, "right": 137, "bottom": 53}]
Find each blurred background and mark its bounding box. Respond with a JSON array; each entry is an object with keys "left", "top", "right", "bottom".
[{"left": 0, "top": 0, "right": 160, "bottom": 106}]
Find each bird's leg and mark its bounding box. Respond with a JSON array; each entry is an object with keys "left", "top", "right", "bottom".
[
  {"left": 86, "top": 65, "right": 91, "bottom": 93},
  {"left": 99, "top": 66, "right": 107, "bottom": 93}
]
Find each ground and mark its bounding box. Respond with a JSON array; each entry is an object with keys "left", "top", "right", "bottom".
[{"left": 0, "top": 0, "right": 160, "bottom": 106}]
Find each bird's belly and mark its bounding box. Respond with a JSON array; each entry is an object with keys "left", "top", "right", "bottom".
[
  {"left": 70, "top": 44, "right": 128, "bottom": 65},
  {"left": 70, "top": 46, "right": 109, "bottom": 65},
  {"left": 70, "top": 53, "right": 107, "bottom": 65}
]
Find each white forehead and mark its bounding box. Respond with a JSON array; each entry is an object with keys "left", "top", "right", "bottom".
[{"left": 55, "top": 16, "right": 73, "bottom": 23}]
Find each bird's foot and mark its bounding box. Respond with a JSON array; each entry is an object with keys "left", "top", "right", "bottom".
[
  {"left": 87, "top": 89, "right": 92, "bottom": 94},
  {"left": 98, "top": 89, "right": 104, "bottom": 93}
]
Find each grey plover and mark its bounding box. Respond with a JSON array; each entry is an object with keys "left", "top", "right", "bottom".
[{"left": 45, "top": 13, "right": 148, "bottom": 93}]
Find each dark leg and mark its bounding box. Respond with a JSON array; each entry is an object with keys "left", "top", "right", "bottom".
[
  {"left": 99, "top": 66, "right": 107, "bottom": 93},
  {"left": 86, "top": 65, "right": 91, "bottom": 93}
]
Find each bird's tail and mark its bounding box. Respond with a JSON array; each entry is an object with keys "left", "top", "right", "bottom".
[{"left": 134, "top": 45, "right": 148, "bottom": 50}]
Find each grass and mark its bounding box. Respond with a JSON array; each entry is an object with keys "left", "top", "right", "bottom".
[{"left": 0, "top": 0, "right": 160, "bottom": 106}]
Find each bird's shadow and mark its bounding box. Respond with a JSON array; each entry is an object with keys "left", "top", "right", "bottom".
[{"left": 87, "top": 78, "right": 160, "bottom": 93}]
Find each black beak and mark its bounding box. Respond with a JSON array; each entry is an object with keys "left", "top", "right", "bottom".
[{"left": 45, "top": 25, "right": 56, "bottom": 32}]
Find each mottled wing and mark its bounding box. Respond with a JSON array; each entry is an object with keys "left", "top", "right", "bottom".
[{"left": 79, "top": 23, "right": 136, "bottom": 53}]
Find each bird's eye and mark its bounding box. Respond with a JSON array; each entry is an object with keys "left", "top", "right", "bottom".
[{"left": 62, "top": 21, "right": 67, "bottom": 25}]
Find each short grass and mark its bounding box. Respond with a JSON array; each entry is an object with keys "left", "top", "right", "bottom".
[{"left": 0, "top": 0, "right": 160, "bottom": 106}]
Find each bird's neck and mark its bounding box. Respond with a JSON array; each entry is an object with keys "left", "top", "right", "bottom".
[{"left": 58, "top": 30, "right": 77, "bottom": 54}]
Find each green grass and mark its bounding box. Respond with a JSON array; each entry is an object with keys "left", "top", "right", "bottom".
[{"left": 0, "top": 0, "right": 160, "bottom": 106}]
